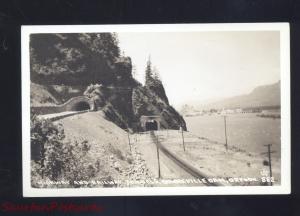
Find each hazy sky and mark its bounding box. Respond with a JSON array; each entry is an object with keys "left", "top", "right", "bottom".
[{"left": 118, "top": 31, "right": 280, "bottom": 107}]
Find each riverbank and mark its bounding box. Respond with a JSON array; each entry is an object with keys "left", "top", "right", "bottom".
[{"left": 157, "top": 130, "right": 280, "bottom": 186}]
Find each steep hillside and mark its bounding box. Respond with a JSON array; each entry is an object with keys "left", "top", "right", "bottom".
[
  {"left": 132, "top": 85, "right": 186, "bottom": 130},
  {"left": 30, "top": 33, "right": 186, "bottom": 131},
  {"left": 30, "top": 33, "right": 132, "bottom": 86},
  {"left": 57, "top": 111, "right": 152, "bottom": 185},
  {"left": 30, "top": 82, "right": 61, "bottom": 106}
]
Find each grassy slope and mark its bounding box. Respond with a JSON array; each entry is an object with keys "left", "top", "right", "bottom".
[
  {"left": 30, "top": 82, "right": 61, "bottom": 106},
  {"left": 31, "top": 82, "right": 86, "bottom": 107},
  {"left": 57, "top": 111, "right": 151, "bottom": 185}
]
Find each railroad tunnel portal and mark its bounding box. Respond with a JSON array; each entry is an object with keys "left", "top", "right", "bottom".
[{"left": 140, "top": 115, "right": 161, "bottom": 131}]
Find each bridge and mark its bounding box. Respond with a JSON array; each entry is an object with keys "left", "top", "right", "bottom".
[{"left": 31, "top": 96, "right": 95, "bottom": 115}]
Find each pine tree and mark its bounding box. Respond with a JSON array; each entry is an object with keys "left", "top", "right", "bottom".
[
  {"left": 145, "top": 56, "right": 153, "bottom": 87},
  {"left": 152, "top": 66, "right": 162, "bottom": 87},
  {"left": 144, "top": 58, "right": 169, "bottom": 104}
]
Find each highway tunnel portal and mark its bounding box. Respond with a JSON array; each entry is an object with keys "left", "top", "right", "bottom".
[{"left": 64, "top": 96, "right": 95, "bottom": 112}]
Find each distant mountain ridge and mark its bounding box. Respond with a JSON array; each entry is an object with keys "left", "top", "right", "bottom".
[{"left": 182, "top": 81, "right": 280, "bottom": 112}]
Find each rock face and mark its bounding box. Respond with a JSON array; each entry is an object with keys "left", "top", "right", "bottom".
[
  {"left": 132, "top": 85, "right": 186, "bottom": 130},
  {"left": 82, "top": 82, "right": 186, "bottom": 131},
  {"left": 30, "top": 33, "right": 186, "bottom": 131}
]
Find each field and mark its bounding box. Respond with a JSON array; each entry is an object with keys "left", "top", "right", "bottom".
[{"left": 185, "top": 113, "right": 281, "bottom": 159}]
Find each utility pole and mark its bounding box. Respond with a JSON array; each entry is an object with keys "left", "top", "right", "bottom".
[
  {"left": 181, "top": 126, "right": 186, "bottom": 152},
  {"left": 166, "top": 127, "right": 169, "bottom": 138},
  {"left": 156, "top": 135, "right": 161, "bottom": 178},
  {"left": 126, "top": 129, "right": 131, "bottom": 152},
  {"left": 224, "top": 116, "right": 228, "bottom": 151},
  {"left": 263, "top": 144, "right": 273, "bottom": 186}
]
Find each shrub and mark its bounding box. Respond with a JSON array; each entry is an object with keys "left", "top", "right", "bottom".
[{"left": 30, "top": 115, "right": 100, "bottom": 187}]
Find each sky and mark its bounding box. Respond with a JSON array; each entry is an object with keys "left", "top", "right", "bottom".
[{"left": 118, "top": 31, "right": 280, "bottom": 107}]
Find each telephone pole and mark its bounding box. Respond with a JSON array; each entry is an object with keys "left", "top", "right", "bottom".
[
  {"left": 126, "top": 129, "right": 131, "bottom": 152},
  {"left": 264, "top": 144, "right": 273, "bottom": 186},
  {"left": 156, "top": 135, "right": 161, "bottom": 178},
  {"left": 224, "top": 116, "right": 228, "bottom": 151},
  {"left": 180, "top": 126, "right": 186, "bottom": 152}
]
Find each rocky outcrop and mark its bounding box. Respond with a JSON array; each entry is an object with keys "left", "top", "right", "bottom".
[
  {"left": 30, "top": 33, "right": 186, "bottom": 131},
  {"left": 131, "top": 85, "right": 186, "bottom": 131}
]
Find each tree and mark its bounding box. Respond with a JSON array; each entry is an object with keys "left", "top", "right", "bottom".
[
  {"left": 30, "top": 33, "right": 122, "bottom": 85},
  {"left": 30, "top": 115, "right": 100, "bottom": 187},
  {"left": 152, "top": 66, "right": 162, "bottom": 86},
  {"left": 143, "top": 59, "right": 169, "bottom": 105},
  {"left": 145, "top": 56, "right": 155, "bottom": 87},
  {"left": 90, "top": 33, "right": 120, "bottom": 61}
]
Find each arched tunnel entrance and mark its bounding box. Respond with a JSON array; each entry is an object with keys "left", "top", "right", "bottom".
[
  {"left": 71, "top": 101, "right": 91, "bottom": 111},
  {"left": 140, "top": 115, "right": 161, "bottom": 131},
  {"left": 145, "top": 120, "right": 158, "bottom": 131}
]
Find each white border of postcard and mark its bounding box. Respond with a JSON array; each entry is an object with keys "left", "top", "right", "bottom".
[{"left": 22, "top": 23, "right": 290, "bottom": 197}]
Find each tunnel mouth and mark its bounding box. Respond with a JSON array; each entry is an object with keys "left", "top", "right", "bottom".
[
  {"left": 72, "top": 101, "right": 91, "bottom": 111},
  {"left": 145, "top": 120, "right": 158, "bottom": 131}
]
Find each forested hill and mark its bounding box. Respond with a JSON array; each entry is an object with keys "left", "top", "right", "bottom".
[
  {"left": 30, "top": 33, "right": 186, "bottom": 131},
  {"left": 30, "top": 33, "right": 133, "bottom": 86}
]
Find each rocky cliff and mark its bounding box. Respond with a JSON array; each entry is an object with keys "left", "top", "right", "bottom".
[{"left": 30, "top": 33, "right": 186, "bottom": 131}]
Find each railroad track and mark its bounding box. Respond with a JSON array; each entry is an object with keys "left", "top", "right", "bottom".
[{"left": 149, "top": 131, "right": 223, "bottom": 186}]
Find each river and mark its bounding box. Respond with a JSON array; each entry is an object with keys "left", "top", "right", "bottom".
[{"left": 184, "top": 113, "right": 281, "bottom": 159}]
